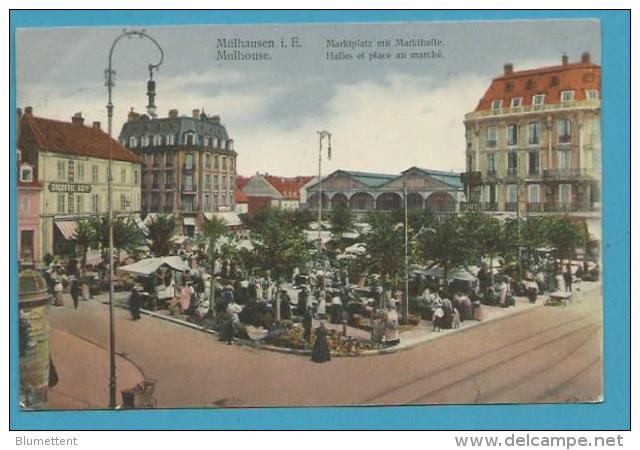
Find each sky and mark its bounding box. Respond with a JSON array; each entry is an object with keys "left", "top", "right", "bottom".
[{"left": 15, "top": 20, "right": 600, "bottom": 176}]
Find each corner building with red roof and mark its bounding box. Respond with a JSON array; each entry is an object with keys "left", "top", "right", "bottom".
[{"left": 462, "top": 52, "right": 601, "bottom": 247}]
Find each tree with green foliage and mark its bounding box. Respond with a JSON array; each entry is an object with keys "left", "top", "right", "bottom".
[
  {"left": 459, "top": 211, "right": 504, "bottom": 282},
  {"left": 417, "top": 215, "right": 471, "bottom": 285},
  {"left": 245, "top": 209, "right": 313, "bottom": 281},
  {"left": 86, "top": 216, "right": 145, "bottom": 274},
  {"left": 72, "top": 219, "right": 95, "bottom": 279},
  {"left": 363, "top": 212, "right": 405, "bottom": 285},
  {"left": 544, "top": 215, "right": 588, "bottom": 263},
  {"left": 330, "top": 202, "right": 353, "bottom": 246},
  {"left": 146, "top": 214, "right": 176, "bottom": 257}
]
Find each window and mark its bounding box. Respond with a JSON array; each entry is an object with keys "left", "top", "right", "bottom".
[
  {"left": 558, "top": 119, "right": 572, "bottom": 143},
  {"left": 129, "top": 136, "right": 138, "bottom": 148},
  {"left": 120, "top": 168, "right": 127, "bottom": 184},
  {"left": 205, "top": 174, "right": 210, "bottom": 188},
  {"left": 486, "top": 154, "right": 497, "bottom": 175},
  {"left": 204, "top": 193, "right": 210, "bottom": 211},
  {"left": 166, "top": 134, "right": 175, "bottom": 145},
  {"left": 205, "top": 153, "right": 211, "bottom": 168},
  {"left": 528, "top": 185, "right": 540, "bottom": 204},
  {"left": 141, "top": 136, "right": 150, "bottom": 147},
  {"left": 222, "top": 176, "right": 227, "bottom": 189},
  {"left": 184, "top": 174, "right": 194, "bottom": 188},
  {"left": 77, "top": 163, "right": 84, "bottom": 181},
  {"left": 507, "top": 124, "right": 518, "bottom": 146},
  {"left": 20, "top": 165, "right": 33, "bottom": 182},
  {"left": 67, "top": 193, "right": 74, "bottom": 213},
  {"left": 222, "top": 156, "right": 227, "bottom": 170},
  {"left": 529, "top": 151, "right": 540, "bottom": 175},
  {"left": 165, "top": 172, "right": 174, "bottom": 186},
  {"left": 20, "top": 230, "right": 34, "bottom": 260},
  {"left": 57, "top": 194, "right": 65, "bottom": 213},
  {"left": 214, "top": 155, "right": 219, "bottom": 170},
  {"left": 153, "top": 135, "right": 162, "bottom": 146},
  {"left": 466, "top": 155, "right": 473, "bottom": 172},
  {"left": 586, "top": 89, "right": 599, "bottom": 100},
  {"left": 221, "top": 193, "right": 226, "bottom": 207},
  {"left": 560, "top": 90, "right": 575, "bottom": 102},
  {"left": 559, "top": 184, "right": 572, "bottom": 204},
  {"left": 533, "top": 94, "right": 545, "bottom": 106},
  {"left": 57, "top": 161, "right": 66, "bottom": 180},
  {"left": 133, "top": 170, "right": 139, "bottom": 185},
  {"left": 185, "top": 153, "right": 194, "bottom": 170},
  {"left": 204, "top": 136, "right": 210, "bottom": 147},
  {"left": 528, "top": 122, "right": 541, "bottom": 146},
  {"left": 558, "top": 149, "right": 571, "bottom": 170},
  {"left": 510, "top": 97, "right": 522, "bottom": 108},
  {"left": 92, "top": 165, "right": 99, "bottom": 183},
  {"left": 92, "top": 194, "right": 100, "bottom": 212},
  {"left": 67, "top": 160, "right": 75, "bottom": 182},
  {"left": 507, "top": 152, "right": 518, "bottom": 175},
  {"left": 76, "top": 195, "right": 83, "bottom": 213},
  {"left": 120, "top": 194, "right": 127, "bottom": 211},
  {"left": 230, "top": 158, "right": 235, "bottom": 171},
  {"left": 214, "top": 175, "right": 219, "bottom": 189},
  {"left": 185, "top": 133, "right": 195, "bottom": 146},
  {"left": 486, "top": 127, "right": 497, "bottom": 147},
  {"left": 491, "top": 99, "right": 503, "bottom": 110},
  {"left": 507, "top": 185, "right": 518, "bottom": 203},
  {"left": 227, "top": 140, "right": 234, "bottom": 151},
  {"left": 20, "top": 196, "right": 29, "bottom": 213},
  {"left": 165, "top": 152, "right": 174, "bottom": 167}
]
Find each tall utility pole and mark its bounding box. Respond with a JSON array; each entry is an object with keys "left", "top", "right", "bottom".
[
  {"left": 105, "top": 29, "right": 164, "bottom": 408},
  {"left": 403, "top": 181, "right": 409, "bottom": 324},
  {"left": 316, "top": 130, "right": 332, "bottom": 268}
]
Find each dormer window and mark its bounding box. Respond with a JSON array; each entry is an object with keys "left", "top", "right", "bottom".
[
  {"left": 491, "top": 99, "right": 503, "bottom": 110},
  {"left": 510, "top": 97, "right": 522, "bottom": 108},
  {"left": 586, "top": 89, "right": 599, "bottom": 100},
  {"left": 166, "top": 134, "right": 175, "bottom": 145},
  {"left": 213, "top": 137, "right": 219, "bottom": 148},
  {"left": 129, "top": 136, "right": 138, "bottom": 148},
  {"left": 153, "top": 135, "right": 162, "bottom": 146},
  {"left": 141, "top": 136, "right": 150, "bottom": 147},
  {"left": 561, "top": 90, "right": 575, "bottom": 102},
  {"left": 20, "top": 164, "right": 33, "bottom": 182},
  {"left": 533, "top": 94, "right": 545, "bottom": 106},
  {"left": 227, "top": 139, "right": 234, "bottom": 151},
  {"left": 204, "top": 136, "right": 210, "bottom": 147},
  {"left": 185, "top": 132, "right": 195, "bottom": 146}
]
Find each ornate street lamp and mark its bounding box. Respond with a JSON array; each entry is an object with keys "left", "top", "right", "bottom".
[{"left": 104, "top": 29, "right": 164, "bottom": 409}]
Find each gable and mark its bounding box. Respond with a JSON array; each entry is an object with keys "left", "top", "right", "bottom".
[
  {"left": 242, "top": 176, "right": 283, "bottom": 198},
  {"left": 308, "top": 171, "right": 371, "bottom": 191},
  {"left": 381, "top": 168, "right": 459, "bottom": 190}
]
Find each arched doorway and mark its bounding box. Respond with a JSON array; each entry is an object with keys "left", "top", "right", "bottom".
[
  {"left": 308, "top": 192, "right": 329, "bottom": 210},
  {"left": 349, "top": 192, "right": 374, "bottom": 211},
  {"left": 376, "top": 192, "right": 403, "bottom": 210},
  {"left": 331, "top": 193, "right": 348, "bottom": 209},
  {"left": 425, "top": 192, "right": 456, "bottom": 213},
  {"left": 407, "top": 192, "right": 424, "bottom": 210}
]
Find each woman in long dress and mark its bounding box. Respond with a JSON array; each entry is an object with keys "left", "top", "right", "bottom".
[
  {"left": 53, "top": 281, "right": 64, "bottom": 306},
  {"left": 180, "top": 283, "right": 193, "bottom": 313},
  {"left": 316, "top": 291, "right": 326, "bottom": 319},
  {"left": 311, "top": 322, "right": 331, "bottom": 363},
  {"left": 383, "top": 306, "right": 400, "bottom": 346}
]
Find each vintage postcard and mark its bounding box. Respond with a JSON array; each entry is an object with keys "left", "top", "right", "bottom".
[{"left": 15, "top": 18, "right": 603, "bottom": 412}]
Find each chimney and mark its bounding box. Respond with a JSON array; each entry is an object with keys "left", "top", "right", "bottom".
[
  {"left": 562, "top": 53, "right": 569, "bottom": 65},
  {"left": 24, "top": 106, "right": 33, "bottom": 116},
  {"left": 71, "top": 112, "right": 84, "bottom": 126},
  {"left": 168, "top": 109, "right": 178, "bottom": 119},
  {"left": 503, "top": 63, "right": 514, "bottom": 75},
  {"left": 192, "top": 109, "right": 200, "bottom": 119},
  {"left": 210, "top": 115, "right": 221, "bottom": 124},
  {"left": 581, "top": 51, "right": 591, "bottom": 64},
  {"left": 92, "top": 121, "right": 101, "bottom": 130}
]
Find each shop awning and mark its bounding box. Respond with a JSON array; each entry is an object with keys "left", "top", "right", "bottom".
[
  {"left": 55, "top": 221, "right": 78, "bottom": 240},
  {"left": 204, "top": 211, "right": 243, "bottom": 227},
  {"left": 183, "top": 217, "right": 197, "bottom": 226},
  {"left": 117, "top": 256, "right": 190, "bottom": 277}
]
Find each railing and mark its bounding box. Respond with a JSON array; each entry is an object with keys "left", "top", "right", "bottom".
[
  {"left": 182, "top": 184, "right": 197, "bottom": 193},
  {"left": 527, "top": 202, "right": 542, "bottom": 212},
  {"left": 558, "top": 134, "right": 572, "bottom": 144},
  {"left": 164, "top": 183, "right": 174, "bottom": 190},
  {"left": 507, "top": 168, "right": 518, "bottom": 176},
  {"left": 529, "top": 167, "right": 540, "bottom": 175},
  {"left": 183, "top": 164, "right": 195, "bottom": 172},
  {"left": 486, "top": 169, "right": 497, "bottom": 176},
  {"left": 482, "top": 202, "right": 498, "bottom": 211},
  {"left": 465, "top": 99, "right": 601, "bottom": 120},
  {"left": 543, "top": 203, "right": 598, "bottom": 213},
  {"left": 542, "top": 168, "right": 595, "bottom": 179},
  {"left": 151, "top": 183, "right": 159, "bottom": 190},
  {"left": 505, "top": 202, "right": 517, "bottom": 212},
  {"left": 486, "top": 140, "right": 497, "bottom": 148}
]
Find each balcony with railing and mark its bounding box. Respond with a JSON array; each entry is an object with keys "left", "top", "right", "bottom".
[
  {"left": 543, "top": 203, "right": 598, "bottom": 213},
  {"left": 182, "top": 184, "right": 198, "bottom": 193},
  {"left": 542, "top": 168, "right": 595, "bottom": 180},
  {"left": 151, "top": 183, "right": 160, "bottom": 190},
  {"left": 505, "top": 202, "right": 517, "bottom": 212},
  {"left": 164, "top": 183, "right": 174, "bottom": 190},
  {"left": 526, "top": 202, "right": 542, "bottom": 212},
  {"left": 464, "top": 99, "right": 600, "bottom": 121}
]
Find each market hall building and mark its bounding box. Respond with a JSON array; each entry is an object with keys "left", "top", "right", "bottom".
[
  {"left": 17, "top": 107, "right": 143, "bottom": 261},
  {"left": 305, "top": 167, "right": 464, "bottom": 219},
  {"left": 119, "top": 108, "right": 238, "bottom": 235}
]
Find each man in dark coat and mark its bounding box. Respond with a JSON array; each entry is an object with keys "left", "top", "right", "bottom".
[
  {"left": 280, "top": 291, "right": 292, "bottom": 320},
  {"left": 70, "top": 278, "right": 80, "bottom": 310},
  {"left": 296, "top": 287, "right": 308, "bottom": 316},
  {"left": 128, "top": 287, "right": 141, "bottom": 320},
  {"left": 311, "top": 322, "right": 331, "bottom": 363},
  {"left": 563, "top": 264, "right": 573, "bottom": 292}
]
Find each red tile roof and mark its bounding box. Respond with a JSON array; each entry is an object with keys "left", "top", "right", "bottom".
[
  {"left": 235, "top": 176, "right": 251, "bottom": 190},
  {"left": 265, "top": 175, "right": 314, "bottom": 200},
  {"left": 21, "top": 114, "right": 141, "bottom": 164},
  {"left": 235, "top": 187, "right": 248, "bottom": 203},
  {"left": 475, "top": 61, "right": 601, "bottom": 111}
]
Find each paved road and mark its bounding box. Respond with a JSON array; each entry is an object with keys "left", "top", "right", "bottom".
[{"left": 48, "top": 285, "right": 602, "bottom": 408}]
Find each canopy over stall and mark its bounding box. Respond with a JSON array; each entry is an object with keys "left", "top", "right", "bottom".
[{"left": 117, "top": 256, "right": 190, "bottom": 277}]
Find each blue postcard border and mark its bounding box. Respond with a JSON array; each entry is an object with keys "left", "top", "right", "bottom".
[{"left": 9, "top": 10, "right": 630, "bottom": 430}]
